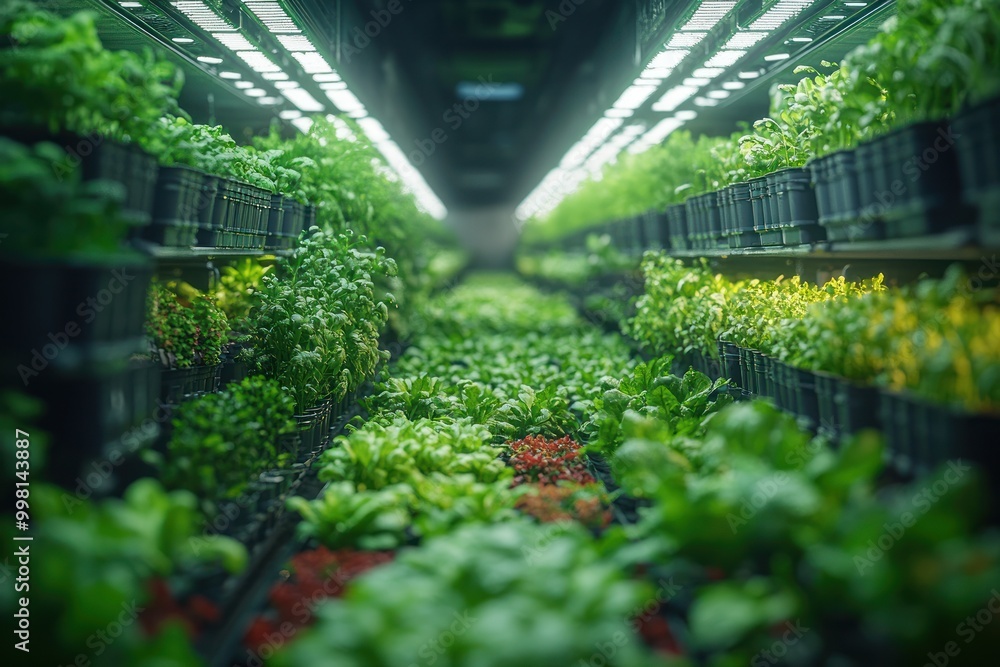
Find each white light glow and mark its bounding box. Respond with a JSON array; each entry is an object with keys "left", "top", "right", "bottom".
[
  {"left": 236, "top": 50, "right": 281, "bottom": 73},
  {"left": 750, "top": 0, "right": 815, "bottom": 31},
  {"left": 723, "top": 32, "right": 769, "bottom": 49},
  {"left": 277, "top": 35, "right": 316, "bottom": 51},
  {"left": 258, "top": 97, "right": 281, "bottom": 105},
  {"left": 245, "top": 88, "right": 267, "bottom": 97},
  {"left": 791, "top": 36, "right": 814, "bottom": 42},
  {"left": 683, "top": 77, "right": 711, "bottom": 86},
  {"left": 283, "top": 87, "right": 324, "bottom": 112},
  {"left": 705, "top": 50, "right": 747, "bottom": 67},
  {"left": 692, "top": 67, "right": 725, "bottom": 78},
  {"left": 707, "top": 89, "right": 731, "bottom": 99},
  {"left": 632, "top": 77, "right": 660, "bottom": 87},
  {"left": 234, "top": 81, "right": 254, "bottom": 89},
  {"left": 273, "top": 81, "right": 299, "bottom": 89},
  {"left": 821, "top": 15, "right": 847, "bottom": 20},
  {"left": 291, "top": 116, "right": 314, "bottom": 133},
  {"left": 325, "top": 88, "right": 365, "bottom": 114},
  {"left": 669, "top": 32, "right": 707, "bottom": 48},
  {"left": 292, "top": 52, "right": 333, "bottom": 74},
  {"left": 171, "top": 1, "right": 234, "bottom": 32},
  {"left": 738, "top": 70, "right": 763, "bottom": 79},
  {"left": 844, "top": 2, "right": 868, "bottom": 6},
  {"left": 279, "top": 109, "right": 302, "bottom": 120},
  {"left": 680, "top": 2, "right": 737, "bottom": 31},
  {"left": 632, "top": 117, "right": 685, "bottom": 153},
  {"left": 197, "top": 56, "right": 223, "bottom": 65},
  {"left": 694, "top": 97, "right": 719, "bottom": 107},
  {"left": 219, "top": 71, "right": 241, "bottom": 79},
  {"left": 650, "top": 50, "right": 689, "bottom": 68},
  {"left": 612, "top": 85, "right": 659, "bottom": 111},
  {"left": 605, "top": 108, "right": 634, "bottom": 118},
  {"left": 764, "top": 53, "right": 791, "bottom": 61},
  {"left": 675, "top": 110, "right": 698, "bottom": 121},
  {"left": 261, "top": 71, "right": 290, "bottom": 80},
  {"left": 120, "top": 2, "right": 143, "bottom": 8},
  {"left": 652, "top": 85, "right": 699, "bottom": 112},
  {"left": 722, "top": 80, "right": 746, "bottom": 90},
  {"left": 242, "top": 0, "right": 300, "bottom": 33},
  {"left": 172, "top": 37, "right": 195, "bottom": 44},
  {"left": 319, "top": 81, "right": 348, "bottom": 90},
  {"left": 212, "top": 32, "right": 255, "bottom": 51},
  {"left": 312, "top": 73, "right": 342, "bottom": 82},
  {"left": 357, "top": 117, "right": 390, "bottom": 143}
]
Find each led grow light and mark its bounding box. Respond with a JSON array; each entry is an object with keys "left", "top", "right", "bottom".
[
  {"left": 283, "top": 87, "right": 324, "bottom": 112},
  {"left": 292, "top": 52, "right": 333, "bottom": 74},
  {"left": 652, "top": 85, "right": 699, "bottom": 112},
  {"left": 237, "top": 50, "right": 281, "bottom": 73},
  {"left": 357, "top": 117, "right": 390, "bottom": 143},
  {"left": 790, "top": 36, "right": 813, "bottom": 42},
  {"left": 692, "top": 67, "right": 725, "bottom": 78},
  {"left": 273, "top": 80, "right": 299, "bottom": 89},
  {"left": 705, "top": 50, "right": 747, "bottom": 67},
  {"left": 764, "top": 53, "right": 791, "bottom": 61},
  {"left": 668, "top": 32, "right": 707, "bottom": 48},
  {"left": 291, "top": 116, "right": 313, "bottom": 133},
  {"left": 325, "top": 88, "right": 365, "bottom": 114},
  {"left": 612, "top": 85, "right": 658, "bottom": 111},
  {"left": 171, "top": 2, "right": 234, "bottom": 32},
  {"left": 234, "top": 81, "right": 254, "bottom": 89},
  {"left": 722, "top": 80, "right": 746, "bottom": 90},
  {"left": 738, "top": 70, "right": 763, "bottom": 79},
  {"left": 821, "top": 15, "right": 846, "bottom": 20},
  {"left": 680, "top": 2, "right": 736, "bottom": 31},
  {"left": 749, "top": 0, "right": 814, "bottom": 31},
  {"left": 605, "top": 108, "right": 634, "bottom": 119},
  {"left": 277, "top": 35, "right": 316, "bottom": 51},
  {"left": 219, "top": 71, "right": 241, "bottom": 79},
  {"left": 261, "top": 72, "right": 290, "bottom": 80},
  {"left": 707, "top": 89, "right": 730, "bottom": 99},
  {"left": 313, "top": 73, "right": 341, "bottom": 82},
  {"left": 244, "top": 88, "right": 266, "bottom": 97},
  {"left": 633, "top": 117, "right": 685, "bottom": 151},
  {"left": 650, "top": 50, "right": 689, "bottom": 68},
  {"left": 212, "top": 32, "right": 255, "bottom": 51},
  {"left": 171, "top": 37, "right": 195, "bottom": 43},
  {"left": 279, "top": 109, "right": 302, "bottom": 120},
  {"left": 844, "top": 2, "right": 868, "bottom": 6},
  {"left": 693, "top": 96, "right": 719, "bottom": 107},
  {"left": 683, "top": 77, "right": 711, "bottom": 87},
  {"left": 723, "top": 32, "right": 769, "bottom": 49},
  {"left": 319, "top": 81, "right": 348, "bottom": 90},
  {"left": 675, "top": 110, "right": 698, "bottom": 121},
  {"left": 641, "top": 68, "right": 674, "bottom": 80},
  {"left": 258, "top": 97, "right": 281, "bottom": 105},
  {"left": 120, "top": 2, "right": 143, "bottom": 8},
  {"left": 242, "top": 1, "right": 300, "bottom": 33},
  {"left": 196, "top": 56, "right": 223, "bottom": 64}
]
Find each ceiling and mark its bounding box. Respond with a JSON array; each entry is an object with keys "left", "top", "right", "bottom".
[{"left": 71, "top": 0, "right": 895, "bottom": 221}]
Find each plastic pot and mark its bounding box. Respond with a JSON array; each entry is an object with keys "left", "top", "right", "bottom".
[
  {"left": 790, "top": 368, "right": 820, "bottom": 429},
  {"left": 953, "top": 94, "right": 1000, "bottom": 246},
  {"left": 159, "top": 364, "right": 222, "bottom": 406},
  {"left": 814, "top": 371, "right": 881, "bottom": 442},
  {"left": 145, "top": 166, "right": 204, "bottom": 247},
  {"left": 666, "top": 204, "right": 689, "bottom": 250}
]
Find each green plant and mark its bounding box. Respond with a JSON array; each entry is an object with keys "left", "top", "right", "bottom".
[
  {"left": 245, "top": 230, "right": 396, "bottom": 410},
  {"left": 146, "top": 282, "right": 229, "bottom": 369},
  {"left": 212, "top": 258, "right": 271, "bottom": 328},
  {"left": 0, "top": 2, "right": 184, "bottom": 140},
  {"left": 160, "top": 376, "right": 296, "bottom": 507},
  {"left": 0, "top": 138, "right": 135, "bottom": 260}
]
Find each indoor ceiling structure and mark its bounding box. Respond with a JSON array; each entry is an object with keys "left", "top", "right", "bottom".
[{"left": 72, "top": 0, "right": 895, "bottom": 256}]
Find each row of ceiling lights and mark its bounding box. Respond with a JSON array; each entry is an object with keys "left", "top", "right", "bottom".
[
  {"left": 117, "top": 0, "right": 447, "bottom": 219},
  {"left": 515, "top": 0, "right": 870, "bottom": 222}
]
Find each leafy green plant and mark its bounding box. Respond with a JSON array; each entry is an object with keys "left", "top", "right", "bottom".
[
  {"left": 146, "top": 282, "right": 229, "bottom": 369},
  {"left": 0, "top": 138, "right": 135, "bottom": 260},
  {"left": 160, "top": 376, "right": 296, "bottom": 507},
  {"left": 212, "top": 258, "right": 271, "bottom": 329}
]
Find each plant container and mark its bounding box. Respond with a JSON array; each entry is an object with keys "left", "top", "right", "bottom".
[
  {"left": 953, "top": 94, "right": 1000, "bottom": 246},
  {"left": 814, "top": 372, "right": 881, "bottom": 442},
  {"left": 772, "top": 167, "right": 825, "bottom": 244},
  {"left": 159, "top": 363, "right": 222, "bottom": 406},
  {"left": 665, "top": 204, "right": 689, "bottom": 250},
  {"left": 738, "top": 347, "right": 757, "bottom": 398},
  {"left": 145, "top": 166, "right": 204, "bottom": 247},
  {"left": 718, "top": 340, "right": 741, "bottom": 389},
  {"left": 789, "top": 368, "right": 820, "bottom": 429},
  {"left": 755, "top": 174, "right": 783, "bottom": 246},
  {"left": 848, "top": 137, "right": 890, "bottom": 241},
  {"left": 880, "top": 120, "right": 966, "bottom": 238}
]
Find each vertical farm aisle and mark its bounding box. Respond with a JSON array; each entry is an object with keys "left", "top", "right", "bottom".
[{"left": 239, "top": 272, "right": 999, "bottom": 667}]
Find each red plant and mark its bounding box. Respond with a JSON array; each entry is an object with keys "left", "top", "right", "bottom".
[
  {"left": 516, "top": 483, "right": 611, "bottom": 529},
  {"left": 244, "top": 548, "right": 394, "bottom": 649},
  {"left": 140, "top": 578, "right": 219, "bottom": 639},
  {"left": 507, "top": 435, "right": 597, "bottom": 486},
  {"left": 635, "top": 614, "right": 683, "bottom": 655}
]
